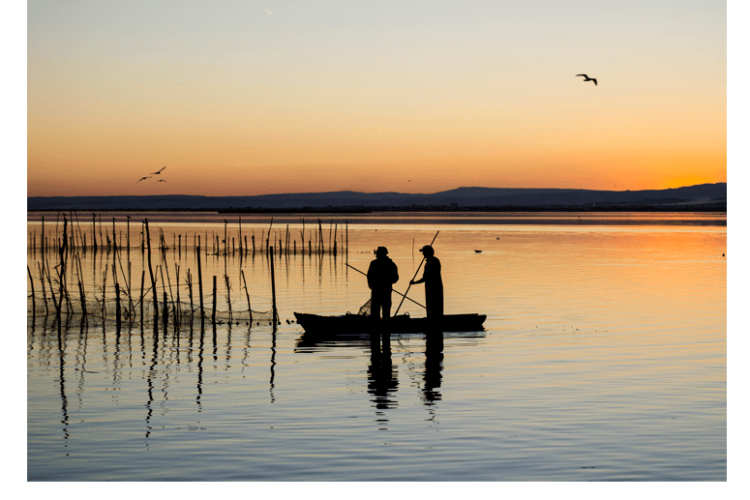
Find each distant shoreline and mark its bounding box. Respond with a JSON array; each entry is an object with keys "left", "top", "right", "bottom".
[{"left": 27, "top": 204, "right": 726, "bottom": 214}]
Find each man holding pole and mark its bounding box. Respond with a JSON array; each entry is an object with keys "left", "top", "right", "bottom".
[
  {"left": 410, "top": 245, "right": 443, "bottom": 318},
  {"left": 367, "top": 247, "right": 399, "bottom": 321}
]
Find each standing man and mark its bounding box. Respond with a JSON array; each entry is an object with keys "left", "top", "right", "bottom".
[
  {"left": 367, "top": 246, "right": 399, "bottom": 320},
  {"left": 410, "top": 245, "right": 443, "bottom": 318}
]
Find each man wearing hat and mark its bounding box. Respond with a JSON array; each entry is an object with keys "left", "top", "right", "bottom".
[
  {"left": 367, "top": 246, "right": 400, "bottom": 321},
  {"left": 410, "top": 245, "right": 443, "bottom": 318}
]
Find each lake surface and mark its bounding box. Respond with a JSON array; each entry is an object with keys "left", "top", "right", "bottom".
[{"left": 26, "top": 213, "right": 726, "bottom": 481}]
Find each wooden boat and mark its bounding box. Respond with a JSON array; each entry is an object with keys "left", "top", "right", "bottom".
[{"left": 293, "top": 312, "right": 486, "bottom": 334}]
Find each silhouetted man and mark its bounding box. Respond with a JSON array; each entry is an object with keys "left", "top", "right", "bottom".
[
  {"left": 410, "top": 245, "right": 443, "bottom": 318},
  {"left": 367, "top": 246, "right": 399, "bottom": 320}
]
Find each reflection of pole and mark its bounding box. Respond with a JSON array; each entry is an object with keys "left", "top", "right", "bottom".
[{"left": 270, "top": 247, "right": 278, "bottom": 325}]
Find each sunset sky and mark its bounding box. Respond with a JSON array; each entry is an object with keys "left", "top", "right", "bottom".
[{"left": 26, "top": 0, "right": 727, "bottom": 197}]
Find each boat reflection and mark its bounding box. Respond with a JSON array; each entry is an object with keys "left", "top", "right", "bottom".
[{"left": 295, "top": 329, "right": 485, "bottom": 421}]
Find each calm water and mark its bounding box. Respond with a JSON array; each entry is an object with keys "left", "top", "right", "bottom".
[{"left": 26, "top": 213, "right": 726, "bottom": 481}]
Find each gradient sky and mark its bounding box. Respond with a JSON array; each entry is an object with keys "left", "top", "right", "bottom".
[{"left": 27, "top": 0, "right": 727, "bottom": 197}]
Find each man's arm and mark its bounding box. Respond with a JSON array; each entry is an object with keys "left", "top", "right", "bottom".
[{"left": 367, "top": 262, "right": 375, "bottom": 289}]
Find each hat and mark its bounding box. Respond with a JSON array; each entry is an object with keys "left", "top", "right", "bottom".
[
  {"left": 419, "top": 245, "right": 433, "bottom": 253},
  {"left": 375, "top": 246, "right": 388, "bottom": 255}
]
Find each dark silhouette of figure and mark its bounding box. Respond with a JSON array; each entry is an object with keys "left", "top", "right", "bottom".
[
  {"left": 368, "top": 332, "right": 398, "bottom": 413},
  {"left": 410, "top": 245, "right": 443, "bottom": 318},
  {"left": 422, "top": 332, "right": 443, "bottom": 405},
  {"left": 367, "top": 247, "right": 399, "bottom": 320}
]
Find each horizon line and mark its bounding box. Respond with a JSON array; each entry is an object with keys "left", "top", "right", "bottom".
[{"left": 27, "top": 182, "right": 726, "bottom": 199}]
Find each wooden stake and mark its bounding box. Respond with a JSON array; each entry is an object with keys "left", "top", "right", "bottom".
[
  {"left": 78, "top": 264, "right": 87, "bottom": 325},
  {"left": 27, "top": 265, "right": 36, "bottom": 321},
  {"left": 197, "top": 237, "right": 205, "bottom": 326},
  {"left": 225, "top": 274, "right": 232, "bottom": 323},
  {"left": 144, "top": 219, "right": 158, "bottom": 322},
  {"left": 38, "top": 262, "right": 49, "bottom": 316},
  {"left": 140, "top": 270, "right": 145, "bottom": 328},
  {"left": 212, "top": 276, "right": 217, "bottom": 325},
  {"left": 269, "top": 247, "right": 278, "bottom": 325},
  {"left": 163, "top": 291, "right": 169, "bottom": 330},
  {"left": 175, "top": 264, "right": 181, "bottom": 327},
  {"left": 318, "top": 219, "right": 323, "bottom": 254},
  {"left": 187, "top": 269, "right": 194, "bottom": 322},
  {"left": 115, "top": 284, "right": 122, "bottom": 331},
  {"left": 102, "top": 263, "right": 108, "bottom": 322},
  {"left": 241, "top": 269, "right": 253, "bottom": 323}
]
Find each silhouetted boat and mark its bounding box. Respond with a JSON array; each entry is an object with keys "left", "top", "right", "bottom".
[{"left": 293, "top": 312, "right": 486, "bottom": 334}]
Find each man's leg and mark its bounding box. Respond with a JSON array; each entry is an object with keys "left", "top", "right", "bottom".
[
  {"left": 371, "top": 295, "right": 382, "bottom": 320},
  {"left": 382, "top": 295, "right": 392, "bottom": 320}
]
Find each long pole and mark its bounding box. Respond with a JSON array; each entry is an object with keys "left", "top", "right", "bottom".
[
  {"left": 27, "top": 265, "right": 36, "bottom": 321},
  {"left": 270, "top": 247, "right": 278, "bottom": 325},
  {"left": 394, "top": 231, "right": 439, "bottom": 316},
  {"left": 140, "top": 270, "right": 145, "bottom": 328},
  {"left": 241, "top": 269, "right": 253, "bottom": 323},
  {"left": 115, "top": 284, "right": 122, "bottom": 331},
  {"left": 345, "top": 263, "right": 426, "bottom": 310},
  {"left": 144, "top": 219, "right": 158, "bottom": 323},
  {"left": 77, "top": 259, "right": 87, "bottom": 325},
  {"left": 212, "top": 276, "right": 217, "bottom": 325},
  {"left": 197, "top": 237, "right": 205, "bottom": 326}
]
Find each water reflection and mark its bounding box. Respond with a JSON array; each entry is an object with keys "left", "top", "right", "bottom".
[
  {"left": 422, "top": 332, "right": 443, "bottom": 405},
  {"left": 296, "top": 328, "right": 468, "bottom": 421},
  {"left": 40, "top": 319, "right": 464, "bottom": 447},
  {"left": 368, "top": 333, "right": 398, "bottom": 416},
  {"left": 27, "top": 216, "right": 726, "bottom": 481}
]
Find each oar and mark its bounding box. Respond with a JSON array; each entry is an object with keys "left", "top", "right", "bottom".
[
  {"left": 345, "top": 263, "right": 426, "bottom": 309},
  {"left": 394, "top": 230, "right": 439, "bottom": 316}
]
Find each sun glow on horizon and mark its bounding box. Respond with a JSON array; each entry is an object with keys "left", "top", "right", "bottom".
[{"left": 27, "top": 1, "right": 726, "bottom": 197}]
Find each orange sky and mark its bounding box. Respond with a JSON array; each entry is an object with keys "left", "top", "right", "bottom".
[{"left": 27, "top": 1, "right": 726, "bottom": 197}]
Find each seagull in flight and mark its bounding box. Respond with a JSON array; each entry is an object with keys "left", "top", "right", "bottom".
[
  {"left": 136, "top": 176, "right": 152, "bottom": 183},
  {"left": 150, "top": 166, "right": 167, "bottom": 175},
  {"left": 576, "top": 74, "right": 597, "bottom": 85},
  {"left": 155, "top": 179, "right": 168, "bottom": 183}
]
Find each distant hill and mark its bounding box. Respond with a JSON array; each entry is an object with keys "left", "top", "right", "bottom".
[{"left": 27, "top": 183, "right": 727, "bottom": 212}]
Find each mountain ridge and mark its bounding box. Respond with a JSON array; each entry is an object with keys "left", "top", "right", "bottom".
[{"left": 27, "top": 183, "right": 727, "bottom": 211}]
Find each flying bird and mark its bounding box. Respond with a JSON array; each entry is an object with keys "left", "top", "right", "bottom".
[
  {"left": 150, "top": 166, "right": 167, "bottom": 175},
  {"left": 136, "top": 176, "right": 151, "bottom": 183},
  {"left": 576, "top": 74, "right": 597, "bottom": 85},
  {"left": 155, "top": 179, "right": 168, "bottom": 183}
]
